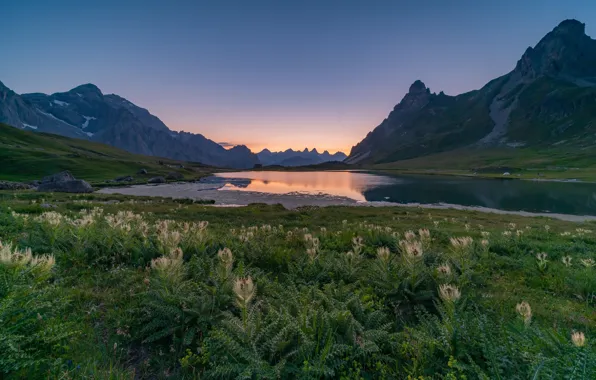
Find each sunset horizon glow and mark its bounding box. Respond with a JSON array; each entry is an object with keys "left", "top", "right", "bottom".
[{"left": 2, "top": 0, "right": 596, "bottom": 154}]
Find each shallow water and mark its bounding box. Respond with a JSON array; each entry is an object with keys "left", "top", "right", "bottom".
[{"left": 214, "top": 171, "right": 596, "bottom": 216}]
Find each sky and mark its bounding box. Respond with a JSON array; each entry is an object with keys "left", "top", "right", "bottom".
[{"left": 2, "top": 0, "right": 596, "bottom": 154}]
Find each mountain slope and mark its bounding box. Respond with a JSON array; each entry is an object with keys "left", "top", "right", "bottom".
[
  {"left": 2, "top": 82, "right": 259, "bottom": 168},
  {"left": 0, "top": 123, "right": 207, "bottom": 182},
  {"left": 347, "top": 19, "right": 596, "bottom": 165},
  {"left": 257, "top": 148, "right": 347, "bottom": 166}
]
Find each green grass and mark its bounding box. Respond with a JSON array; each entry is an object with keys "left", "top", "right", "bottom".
[
  {"left": 0, "top": 124, "right": 211, "bottom": 183},
  {"left": 1, "top": 191, "right": 595, "bottom": 378},
  {"left": 372, "top": 146, "right": 596, "bottom": 181}
]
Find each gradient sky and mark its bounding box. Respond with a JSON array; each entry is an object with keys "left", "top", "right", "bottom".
[{"left": 2, "top": 0, "right": 595, "bottom": 153}]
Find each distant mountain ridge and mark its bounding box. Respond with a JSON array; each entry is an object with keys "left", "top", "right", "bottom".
[
  {"left": 0, "top": 82, "right": 259, "bottom": 168},
  {"left": 347, "top": 19, "right": 596, "bottom": 165},
  {"left": 257, "top": 148, "right": 347, "bottom": 166}
]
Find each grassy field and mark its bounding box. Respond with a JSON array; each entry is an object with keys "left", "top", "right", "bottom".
[
  {"left": 1, "top": 191, "right": 595, "bottom": 378},
  {"left": 372, "top": 147, "right": 596, "bottom": 181},
  {"left": 0, "top": 124, "right": 211, "bottom": 183}
]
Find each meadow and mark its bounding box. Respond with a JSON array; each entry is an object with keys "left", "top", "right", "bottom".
[{"left": 1, "top": 191, "right": 595, "bottom": 379}]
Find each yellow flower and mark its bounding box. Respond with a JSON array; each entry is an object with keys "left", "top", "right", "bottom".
[
  {"left": 516, "top": 301, "right": 532, "bottom": 325},
  {"left": 217, "top": 248, "right": 234, "bottom": 270},
  {"left": 234, "top": 277, "right": 256, "bottom": 307},
  {"left": 571, "top": 331, "right": 586, "bottom": 347},
  {"left": 437, "top": 263, "right": 452, "bottom": 276},
  {"left": 439, "top": 284, "right": 461, "bottom": 302},
  {"left": 376, "top": 247, "right": 390, "bottom": 262}
]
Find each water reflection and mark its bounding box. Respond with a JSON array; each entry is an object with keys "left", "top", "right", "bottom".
[
  {"left": 213, "top": 171, "right": 596, "bottom": 215},
  {"left": 215, "top": 171, "right": 397, "bottom": 201}
]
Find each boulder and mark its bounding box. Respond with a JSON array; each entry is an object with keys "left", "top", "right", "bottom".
[
  {"left": 166, "top": 172, "right": 184, "bottom": 180},
  {"left": 137, "top": 169, "right": 148, "bottom": 175},
  {"left": 37, "top": 170, "right": 93, "bottom": 193},
  {"left": 115, "top": 176, "right": 134, "bottom": 182},
  {"left": 0, "top": 181, "right": 32, "bottom": 190},
  {"left": 148, "top": 176, "right": 166, "bottom": 184},
  {"left": 37, "top": 180, "right": 93, "bottom": 193},
  {"left": 41, "top": 171, "right": 76, "bottom": 183}
]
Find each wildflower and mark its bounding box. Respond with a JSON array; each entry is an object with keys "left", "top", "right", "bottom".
[
  {"left": 481, "top": 239, "right": 489, "bottom": 248},
  {"left": 481, "top": 231, "right": 490, "bottom": 238},
  {"left": 464, "top": 224, "right": 471, "bottom": 231},
  {"left": 503, "top": 231, "right": 512, "bottom": 237},
  {"left": 233, "top": 277, "right": 256, "bottom": 307},
  {"left": 571, "top": 331, "right": 586, "bottom": 347},
  {"left": 536, "top": 252, "right": 548, "bottom": 261},
  {"left": 400, "top": 240, "right": 423, "bottom": 260},
  {"left": 439, "top": 284, "right": 461, "bottom": 303},
  {"left": 580, "top": 258, "right": 595, "bottom": 268},
  {"left": 352, "top": 236, "right": 364, "bottom": 253},
  {"left": 536, "top": 252, "right": 548, "bottom": 271},
  {"left": 169, "top": 247, "right": 183, "bottom": 261},
  {"left": 320, "top": 227, "right": 327, "bottom": 234},
  {"left": 376, "top": 247, "right": 390, "bottom": 263},
  {"left": 516, "top": 230, "right": 524, "bottom": 237},
  {"left": 143, "top": 278, "right": 150, "bottom": 286},
  {"left": 450, "top": 237, "right": 473, "bottom": 251},
  {"left": 544, "top": 225, "right": 550, "bottom": 232},
  {"left": 342, "top": 220, "right": 347, "bottom": 225},
  {"left": 404, "top": 231, "right": 416, "bottom": 241},
  {"left": 419, "top": 228, "right": 431, "bottom": 242},
  {"left": 560, "top": 231, "right": 571, "bottom": 237},
  {"left": 433, "top": 221, "right": 439, "bottom": 227},
  {"left": 30, "top": 254, "right": 55, "bottom": 274},
  {"left": 306, "top": 248, "right": 317, "bottom": 260},
  {"left": 217, "top": 248, "right": 234, "bottom": 270},
  {"left": 508, "top": 223, "right": 517, "bottom": 230},
  {"left": 437, "top": 263, "right": 452, "bottom": 276},
  {"left": 562, "top": 256, "right": 572, "bottom": 267},
  {"left": 391, "top": 231, "right": 400, "bottom": 239},
  {"left": 516, "top": 301, "right": 532, "bottom": 325}
]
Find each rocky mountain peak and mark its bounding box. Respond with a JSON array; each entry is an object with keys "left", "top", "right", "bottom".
[
  {"left": 408, "top": 80, "right": 428, "bottom": 94},
  {"left": 553, "top": 19, "right": 585, "bottom": 36},
  {"left": 69, "top": 83, "right": 103, "bottom": 96},
  {"left": 515, "top": 19, "right": 596, "bottom": 80}
]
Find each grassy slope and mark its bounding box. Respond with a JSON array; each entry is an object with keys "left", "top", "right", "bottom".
[
  {"left": 1, "top": 192, "right": 595, "bottom": 378},
  {"left": 0, "top": 123, "right": 211, "bottom": 183},
  {"left": 372, "top": 146, "right": 596, "bottom": 181}
]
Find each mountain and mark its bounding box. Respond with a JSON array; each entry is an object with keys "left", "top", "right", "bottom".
[
  {"left": 0, "top": 82, "right": 259, "bottom": 168},
  {"left": 347, "top": 19, "right": 596, "bottom": 165},
  {"left": 0, "top": 122, "right": 207, "bottom": 182},
  {"left": 257, "top": 148, "right": 347, "bottom": 166}
]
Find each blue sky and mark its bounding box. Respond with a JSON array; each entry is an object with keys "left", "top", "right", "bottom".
[{"left": 2, "top": 0, "right": 595, "bottom": 152}]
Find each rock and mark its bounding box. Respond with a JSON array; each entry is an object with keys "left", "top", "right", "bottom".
[
  {"left": 37, "top": 170, "right": 93, "bottom": 193},
  {"left": 41, "top": 170, "right": 76, "bottom": 183},
  {"left": 137, "top": 169, "right": 148, "bottom": 175},
  {"left": 114, "top": 175, "right": 134, "bottom": 182},
  {"left": 28, "top": 180, "right": 41, "bottom": 187},
  {"left": 38, "top": 180, "right": 93, "bottom": 193},
  {"left": 166, "top": 172, "right": 184, "bottom": 180},
  {"left": 503, "top": 172, "right": 511, "bottom": 176},
  {"left": 0, "top": 181, "right": 32, "bottom": 190},
  {"left": 148, "top": 176, "right": 166, "bottom": 184}
]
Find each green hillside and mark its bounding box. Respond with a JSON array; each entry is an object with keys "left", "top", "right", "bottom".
[{"left": 0, "top": 123, "right": 211, "bottom": 183}]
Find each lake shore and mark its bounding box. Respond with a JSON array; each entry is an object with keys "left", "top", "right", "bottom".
[{"left": 96, "top": 182, "right": 596, "bottom": 222}]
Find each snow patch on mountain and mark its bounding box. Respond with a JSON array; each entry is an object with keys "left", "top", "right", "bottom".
[
  {"left": 22, "top": 123, "right": 38, "bottom": 130},
  {"left": 53, "top": 99, "right": 69, "bottom": 107},
  {"left": 82, "top": 115, "right": 97, "bottom": 129}
]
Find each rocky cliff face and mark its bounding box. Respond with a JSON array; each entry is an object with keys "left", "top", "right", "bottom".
[
  {"left": 1, "top": 82, "right": 259, "bottom": 168},
  {"left": 346, "top": 19, "right": 596, "bottom": 165}
]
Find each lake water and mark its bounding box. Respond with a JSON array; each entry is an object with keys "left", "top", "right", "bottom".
[{"left": 214, "top": 171, "right": 596, "bottom": 216}]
